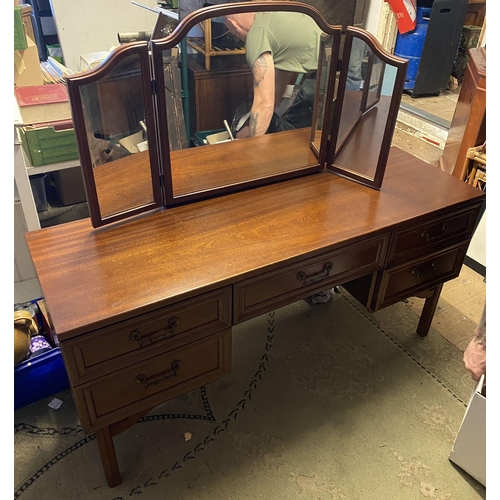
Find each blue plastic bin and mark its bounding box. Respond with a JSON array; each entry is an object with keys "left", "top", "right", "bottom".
[
  {"left": 14, "top": 348, "right": 70, "bottom": 410},
  {"left": 394, "top": 7, "right": 432, "bottom": 90}
]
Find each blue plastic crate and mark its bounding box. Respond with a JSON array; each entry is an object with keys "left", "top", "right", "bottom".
[{"left": 14, "top": 347, "right": 70, "bottom": 410}]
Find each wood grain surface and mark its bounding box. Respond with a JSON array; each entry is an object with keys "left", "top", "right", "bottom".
[{"left": 26, "top": 146, "right": 484, "bottom": 339}]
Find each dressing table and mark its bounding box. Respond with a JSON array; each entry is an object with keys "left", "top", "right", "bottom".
[{"left": 25, "top": 1, "right": 485, "bottom": 488}]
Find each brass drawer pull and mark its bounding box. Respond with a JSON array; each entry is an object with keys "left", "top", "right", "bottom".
[
  {"left": 421, "top": 223, "right": 449, "bottom": 243},
  {"left": 129, "top": 317, "right": 180, "bottom": 347},
  {"left": 411, "top": 261, "right": 438, "bottom": 279},
  {"left": 297, "top": 261, "right": 334, "bottom": 286},
  {"left": 136, "top": 360, "right": 181, "bottom": 388}
]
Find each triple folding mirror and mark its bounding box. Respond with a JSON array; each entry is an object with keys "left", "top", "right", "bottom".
[{"left": 66, "top": 1, "right": 407, "bottom": 228}]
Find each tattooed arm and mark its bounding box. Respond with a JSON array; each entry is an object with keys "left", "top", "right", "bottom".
[
  {"left": 239, "top": 51, "right": 275, "bottom": 137},
  {"left": 464, "top": 304, "right": 486, "bottom": 381}
]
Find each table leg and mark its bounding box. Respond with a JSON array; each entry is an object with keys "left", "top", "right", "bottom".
[
  {"left": 95, "top": 426, "right": 122, "bottom": 488},
  {"left": 416, "top": 284, "right": 443, "bottom": 337}
]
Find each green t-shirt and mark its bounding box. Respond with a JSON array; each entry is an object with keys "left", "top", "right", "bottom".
[{"left": 245, "top": 12, "right": 322, "bottom": 73}]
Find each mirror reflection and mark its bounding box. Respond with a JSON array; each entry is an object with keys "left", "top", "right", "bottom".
[
  {"left": 333, "top": 35, "right": 398, "bottom": 181},
  {"left": 311, "top": 33, "right": 335, "bottom": 157},
  {"left": 158, "top": 10, "right": 331, "bottom": 198},
  {"left": 78, "top": 52, "right": 155, "bottom": 218}
]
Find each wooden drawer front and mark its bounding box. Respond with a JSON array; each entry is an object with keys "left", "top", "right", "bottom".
[
  {"left": 74, "top": 329, "right": 231, "bottom": 432},
  {"left": 63, "top": 287, "right": 231, "bottom": 385},
  {"left": 376, "top": 243, "right": 469, "bottom": 309},
  {"left": 233, "top": 235, "right": 388, "bottom": 323},
  {"left": 388, "top": 205, "right": 481, "bottom": 265}
]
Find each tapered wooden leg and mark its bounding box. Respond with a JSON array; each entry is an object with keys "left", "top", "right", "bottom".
[
  {"left": 95, "top": 426, "right": 122, "bottom": 487},
  {"left": 416, "top": 284, "right": 443, "bottom": 337}
]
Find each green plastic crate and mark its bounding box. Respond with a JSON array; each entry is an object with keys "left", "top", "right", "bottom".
[{"left": 19, "top": 126, "right": 79, "bottom": 167}]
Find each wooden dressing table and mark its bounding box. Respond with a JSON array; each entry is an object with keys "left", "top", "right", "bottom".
[
  {"left": 25, "top": 1, "right": 485, "bottom": 487},
  {"left": 26, "top": 143, "right": 484, "bottom": 487}
]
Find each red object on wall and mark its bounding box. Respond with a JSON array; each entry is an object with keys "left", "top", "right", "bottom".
[{"left": 386, "top": 0, "right": 417, "bottom": 34}]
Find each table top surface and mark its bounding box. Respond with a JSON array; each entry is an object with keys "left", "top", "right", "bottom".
[{"left": 26, "top": 146, "right": 484, "bottom": 340}]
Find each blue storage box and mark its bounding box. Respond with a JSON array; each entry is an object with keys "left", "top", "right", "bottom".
[
  {"left": 14, "top": 347, "right": 70, "bottom": 410},
  {"left": 14, "top": 297, "right": 69, "bottom": 410}
]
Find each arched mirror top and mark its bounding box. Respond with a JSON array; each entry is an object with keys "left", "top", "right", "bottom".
[{"left": 151, "top": 1, "right": 340, "bottom": 47}]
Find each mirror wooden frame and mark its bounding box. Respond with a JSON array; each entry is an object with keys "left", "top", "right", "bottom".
[
  {"left": 151, "top": 1, "right": 342, "bottom": 206},
  {"left": 326, "top": 27, "right": 408, "bottom": 189},
  {"left": 66, "top": 42, "right": 163, "bottom": 228},
  {"left": 65, "top": 2, "right": 408, "bottom": 228}
]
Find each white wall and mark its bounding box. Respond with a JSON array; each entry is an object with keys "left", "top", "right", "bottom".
[
  {"left": 364, "top": 0, "right": 385, "bottom": 34},
  {"left": 50, "top": 0, "right": 160, "bottom": 71},
  {"left": 467, "top": 210, "right": 486, "bottom": 270}
]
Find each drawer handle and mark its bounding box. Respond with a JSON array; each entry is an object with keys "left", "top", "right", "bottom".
[
  {"left": 135, "top": 360, "right": 182, "bottom": 388},
  {"left": 421, "top": 223, "right": 449, "bottom": 243},
  {"left": 129, "top": 317, "right": 180, "bottom": 347},
  {"left": 411, "top": 261, "right": 438, "bottom": 279},
  {"left": 297, "top": 261, "right": 334, "bottom": 286}
]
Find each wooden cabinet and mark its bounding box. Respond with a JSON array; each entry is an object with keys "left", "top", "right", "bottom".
[
  {"left": 186, "top": 53, "right": 253, "bottom": 133},
  {"left": 439, "top": 47, "right": 486, "bottom": 177}
]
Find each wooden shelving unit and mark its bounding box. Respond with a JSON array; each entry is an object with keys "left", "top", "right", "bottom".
[{"left": 186, "top": 19, "right": 245, "bottom": 70}]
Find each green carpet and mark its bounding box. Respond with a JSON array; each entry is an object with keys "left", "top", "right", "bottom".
[{"left": 14, "top": 291, "right": 485, "bottom": 499}]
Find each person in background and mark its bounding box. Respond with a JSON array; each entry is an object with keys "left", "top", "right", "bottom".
[
  {"left": 225, "top": 10, "right": 335, "bottom": 304},
  {"left": 463, "top": 304, "right": 486, "bottom": 381},
  {"left": 224, "top": 11, "right": 322, "bottom": 137}
]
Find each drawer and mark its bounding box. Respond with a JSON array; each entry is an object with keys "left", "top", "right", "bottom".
[
  {"left": 387, "top": 204, "right": 482, "bottom": 265},
  {"left": 62, "top": 287, "right": 231, "bottom": 385},
  {"left": 375, "top": 242, "right": 469, "bottom": 309},
  {"left": 234, "top": 234, "right": 389, "bottom": 323},
  {"left": 74, "top": 329, "right": 231, "bottom": 432}
]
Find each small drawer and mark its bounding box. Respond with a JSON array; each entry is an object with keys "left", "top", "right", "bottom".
[
  {"left": 375, "top": 242, "right": 469, "bottom": 309},
  {"left": 62, "top": 287, "right": 231, "bottom": 385},
  {"left": 234, "top": 234, "right": 388, "bottom": 323},
  {"left": 387, "top": 204, "right": 482, "bottom": 265},
  {"left": 74, "top": 329, "right": 231, "bottom": 432}
]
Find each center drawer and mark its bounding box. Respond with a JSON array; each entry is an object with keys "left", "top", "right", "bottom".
[
  {"left": 233, "top": 234, "right": 388, "bottom": 323},
  {"left": 73, "top": 329, "right": 231, "bottom": 432},
  {"left": 62, "top": 287, "right": 231, "bottom": 385}
]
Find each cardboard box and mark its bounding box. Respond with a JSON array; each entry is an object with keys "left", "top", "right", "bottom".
[
  {"left": 51, "top": 167, "right": 87, "bottom": 206},
  {"left": 14, "top": 36, "right": 44, "bottom": 87},
  {"left": 449, "top": 375, "right": 486, "bottom": 486},
  {"left": 19, "top": 123, "right": 79, "bottom": 167},
  {"left": 21, "top": 5, "right": 36, "bottom": 44}
]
